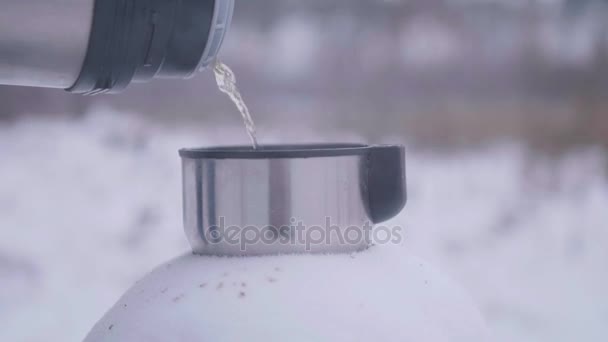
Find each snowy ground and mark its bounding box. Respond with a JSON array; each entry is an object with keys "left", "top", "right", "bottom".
[{"left": 1, "top": 110, "right": 607, "bottom": 342}]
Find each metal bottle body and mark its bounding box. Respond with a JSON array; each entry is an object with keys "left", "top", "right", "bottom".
[{"left": 0, "top": 0, "right": 93, "bottom": 88}]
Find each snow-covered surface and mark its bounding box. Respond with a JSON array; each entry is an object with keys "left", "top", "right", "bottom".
[
  {"left": 1, "top": 110, "right": 607, "bottom": 341},
  {"left": 84, "top": 249, "right": 488, "bottom": 342}
]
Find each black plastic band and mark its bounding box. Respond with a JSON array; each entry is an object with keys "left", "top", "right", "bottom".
[
  {"left": 68, "top": 0, "right": 215, "bottom": 95},
  {"left": 159, "top": 0, "right": 215, "bottom": 78},
  {"left": 179, "top": 144, "right": 372, "bottom": 159}
]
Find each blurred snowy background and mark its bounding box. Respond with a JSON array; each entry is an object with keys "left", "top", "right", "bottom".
[{"left": 1, "top": 0, "right": 608, "bottom": 341}]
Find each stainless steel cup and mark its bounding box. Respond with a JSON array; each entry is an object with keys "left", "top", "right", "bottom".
[{"left": 180, "top": 144, "right": 407, "bottom": 256}]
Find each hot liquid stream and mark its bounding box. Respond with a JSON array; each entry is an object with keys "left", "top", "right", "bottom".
[{"left": 213, "top": 60, "right": 259, "bottom": 149}]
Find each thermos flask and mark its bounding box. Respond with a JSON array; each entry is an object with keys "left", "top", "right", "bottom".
[{"left": 0, "top": 0, "right": 234, "bottom": 94}]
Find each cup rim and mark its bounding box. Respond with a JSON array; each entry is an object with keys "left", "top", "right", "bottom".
[{"left": 179, "top": 143, "right": 382, "bottom": 159}]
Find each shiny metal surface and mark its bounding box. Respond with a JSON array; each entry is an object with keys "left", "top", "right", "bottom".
[
  {"left": 182, "top": 152, "right": 373, "bottom": 256},
  {"left": 0, "top": 0, "right": 94, "bottom": 88}
]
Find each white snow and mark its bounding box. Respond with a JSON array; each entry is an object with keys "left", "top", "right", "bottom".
[
  {"left": 1, "top": 110, "right": 607, "bottom": 341},
  {"left": 84, "top": 249, "right": 489, "bottom": 342}
]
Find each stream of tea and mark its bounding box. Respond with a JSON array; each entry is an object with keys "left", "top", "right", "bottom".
[{"left": 213, "top": 59, "right": 259, "bottom": 149}]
